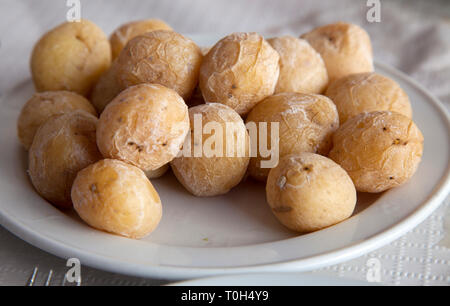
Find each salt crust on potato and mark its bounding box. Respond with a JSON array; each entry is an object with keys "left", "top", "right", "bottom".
[
  {"left": 18, "top": 91, "right": 97, "bottom": 150},
  {"left": 171, "top": 103, "right": 250, "bottom": 197},
  {"left": 96, "top": 83, "right": 189, "bottom": 171},
  {"left": 28, "top": 111, "right": 102, "bottom": 209},
  {"left": 245, "top": 93, "right": 339, "bottom": 181},
  {"left": 301, "top": 22, "right": 373, "bottom": 82},
  {"left": 199, "top": 32, "right": 280, "bottom": 115},
  {"left": 266, "top": 153, "right": 356, "bottom": 233},
  {"left": 329, "top": 111, "right": 424, "bottom": 193},
  {"left": 325, "top": 72, "right": 412, "bottom": 124},
  {"left": 31, "top": 19, "right": 111, "bottom": 96},
  {"left": 71, "top": 159, "right": 162, "bottom": 239}
]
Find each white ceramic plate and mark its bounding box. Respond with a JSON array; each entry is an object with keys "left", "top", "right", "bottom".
[
  {"left": 169, "top": 273, "right": 373, "bottom": 286},
  {"left": 0, "top": 35, "right": 449, "bottom": 280}
]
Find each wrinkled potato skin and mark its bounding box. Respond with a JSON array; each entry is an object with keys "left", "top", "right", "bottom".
[
  {"left": 28, "top": 111, "right": 102, "bottom": 209},
  {"left": 246, "top": 93, "right": 339, "bottom": 181},
  {"left": 329, "top": 111, "right": 424, "bottom": 193},
  {"left": 266, "top": 153, "right": 356, "bottom": 233},
  {"left": 110, "top": 19, "right": 173, "bottom": 60},
  {"left": 326, "top": 72, "right": 412, "bottom": 124},
  {"left": 90, "top": 59, "right": 122, "bottom": 113},
  {"left": 71, "top": 159, "right": 162, "bottom": 239},
  {"left": 199, "top": 32, "right": 280, "bottom": 115},
  {"left": 31, "top": 19, "right": 111, "bottom": 96},
  {"left": 301, "top": 22, "right": 373, "bottom": 82},
  {"left": 267, "top": 36, "right": 328, "bottom": 94},
  {"left": 18, "top": 91, "right": 97, "bottom": 150},
  {"left": 97, "top": 84, "right": 189, "bottom": 171},
  {"left": 116, "top": 30, "right": 202, "bottom": 100},
  {"left": 171, "top": 103, "right": 250, "bottom": 197}
]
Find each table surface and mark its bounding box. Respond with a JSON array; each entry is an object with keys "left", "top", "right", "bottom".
[{"left": 0, "top": 0, "right": 449, "bottom": 286}]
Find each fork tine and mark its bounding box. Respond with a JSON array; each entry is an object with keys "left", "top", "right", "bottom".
[
  {"left": 44, "top": 270, "right": 53, "bottom": 286},
  {"left": 27, "top": 267, "right": 38, "bottom": 286}
]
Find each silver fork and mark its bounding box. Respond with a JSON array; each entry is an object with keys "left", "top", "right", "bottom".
[{"left": 26, "top": 267, "right": 81, "bottom": 286}]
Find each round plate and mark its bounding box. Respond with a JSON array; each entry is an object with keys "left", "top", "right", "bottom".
[{"left": 0, "top": 34, "right": 449, "bottom": 280}]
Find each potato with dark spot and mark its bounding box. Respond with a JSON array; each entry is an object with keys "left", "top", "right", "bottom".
[
  {"left": 266, "top": 153, "right": 356, "bottom": 233},
  {"left": 18, "top": 91, "right": 97, "bottom": 150},
  {"left": 245, "top": 93, "right": 339, "bottom": 181},
  {"left": 301, "top": 22, "right": 373, "bottom": 82},
  {"left": 329, "top": 111, "right": 424, "bottom": 193},
  {"left": 267, "top": 36, "right": 328, "bottom": 94},
  {"left": 71, "top": 159, "right": 162, "bottom": 239},
  {"left": 200, "top": 32, "right": 280, "bottom": 115},
  {"left": 110, "top": 19, "right": 173, "bottom": 60},
  {"left": 30, "top": 19, "right": 111, "bottom": 96},
  {"left": 96, "top": 84, "right": 189, "bottom": 171},
  {"left": 28, "top": 111, "right": 102, "bottom": 209},
  {"left": 116, "top": 30, "right": 202, "bottom": 100},
  {"left": 171, "top": 103, "right": 250, "bottom": 197}
]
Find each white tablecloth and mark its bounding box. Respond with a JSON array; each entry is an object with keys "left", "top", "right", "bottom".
[{"left": 0, "top": 0, "right": 449, "bottom": 286}]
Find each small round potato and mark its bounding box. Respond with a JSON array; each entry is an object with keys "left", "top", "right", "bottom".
[
  {"left": 28, "top": 111, "right": 102, "bottom": 209},
  {"left": 90, "top": 59, "right": 122, "bottom": 113},
  {"left": 325, "top": 72, "right": 413, "bottom": 124},
  {"left": 267, "top": 36, "right": 328, "bottom": 94},
  {"left": 110, "top": 19, "right": 173, "bottom": 60},
  {"left": 329, "top": 111, "right": 424, "bottom": 193},
  {"left": 144, "top": 164, "right": 169, "bottom": 179},
  {"left": 246, "top": 93, "right": 339, "bottom": 181},
  {"left": 301, "top": 22, "right": 373, "bottom": 82},
  {"left": 17, "top": 91, "right": 97, "bottom": 150},
  {"left": 71, "top": 159, "right": 162, "bottom": 239},
  {"left": 266, "top": 153, "right": 356, "bottom": 233},
  {"left": 97, "top": 83, "right": 189, "bottom": 171},
  {"left": 199, "top": 32, "right": 280, "bottom": 115},
  {"left": 171, "top": 103, "right": 250, "bottom": 197},
  {"left": 116, "top": 30, "right": 202, "bottom": 100},
  {"left": 31, "top": 19, "right": 111, "bottom": 96}
]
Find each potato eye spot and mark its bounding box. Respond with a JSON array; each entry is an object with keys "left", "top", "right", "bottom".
[
  {"left": 389, "top": 176, "right": 394, "bottom": 180},
  {"left": 393, "top": 138, "right": 401, "bottom": 145},
  {"left": 90, "top": 184, "right": 98, "bottom": 193}
]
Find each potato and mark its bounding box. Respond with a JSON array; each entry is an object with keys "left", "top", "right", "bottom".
[
  {"left": 110, "top": 19, "right": 173, "bottom": 60},
  {"left": 171, "top": 103, "right": 250, "bottom": 196},
  {"left": 144, "top": 164, "right": 169, "bottom": 179},
  {"left": 97, "top": 83, "right": 189, "bottom": 171},
  {"left": 266, "top": 153, "right": 356, "bottom": 233},
  {"left": 31, "top": 19, "right": 111, "bottom": 96},
  {"left": 28, "top": 111, "right": 102, "bottom": 209},
  {"left": 325, "top": 72, "right": 412, "bottom": 124},
  {"left": 116, "top": 30, "right": 202, "bottom": 100},
  {"left": 329, "top": 111, "right": 424, "bottom": 193},
  {"left": 245, "top": 93, "right": 339, "bottom": 181},
  {"left": 71, "top": 159, "right": 162, "bottom": 239},
  {"left": 267, "top": 36, "right": 328, "bottom": 94},
  {"left": 199, "top": 32, "right": 280, "bottom": 115},
  {"left": 301, "top": 22, "right": 373, "bottom": 82},
  {"left": 90, "top": 59, "right": 121, "bottom": 113},
  {"left": 17, "top": 91, "right": 97, "bottom": 150}
]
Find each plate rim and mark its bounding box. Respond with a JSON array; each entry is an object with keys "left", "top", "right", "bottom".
[{"left": 0, "top": 61, "right": 449, "bottom": 280}]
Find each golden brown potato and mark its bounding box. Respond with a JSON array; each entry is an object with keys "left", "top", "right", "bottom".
[
  {"left": 301, "top": 22, "right": 373, "bottom": 82},
  {"left": 144, "top": 164, "right": 169, "bottom": 179},
  {"left": 325, "top": 72, "right": 412, "bottom": 124},
  {"left": 199, "top": 32, "right": 280, "bottom": 115},
  {"left": 97, "top": 83, "right": 189, "bottom": 171},
  {"left": 28, "top": 111, "right": 102, "bottom": 209},
  {"left": 116, "top": 30, "right": 202, "bottom": 100},
  {"left": 266, "top": 153, "right": 356, "bottom": 233},
  {"left": 267, "top": 36, "right": 328, "bottom": 94},
  {"left": 329, "top": 111, "right": 424, "bottom": 193},
  {"left": 171, "top": 103, "right": 250, "bottom": 196},
  {"left": 110, "top": 19, "right": 173, "bottom": 60},
  {"left": 71, "top": 159, "right": 162, "bottom": 239},
  {"left": 90, "top": 59, "right": 121, "bottom": 113},
  {"left": 245, "top": 93, "right": 339, "bottom": 181},
  {"left": 17, "top": 91, "right": 97, "bottom": 150},
  {"left": 30, "top": 19, "right": 111, "bottom": 96}
]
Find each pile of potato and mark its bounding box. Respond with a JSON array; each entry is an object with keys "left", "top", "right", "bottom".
[{"left": 18, "top": 19, "right": 424, "bottom": 239}]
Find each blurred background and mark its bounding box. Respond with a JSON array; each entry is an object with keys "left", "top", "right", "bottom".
[{"left": 0, "top": 0, "right": 449, "bottom": 285}]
